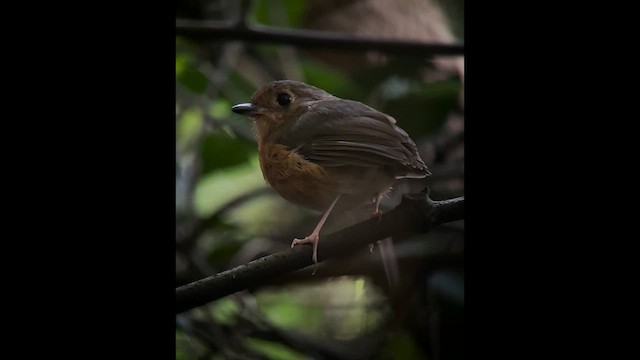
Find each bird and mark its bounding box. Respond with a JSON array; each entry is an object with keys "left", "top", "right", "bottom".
[{"left": 231, "top": 80, "right": 430, "bottom": 273}]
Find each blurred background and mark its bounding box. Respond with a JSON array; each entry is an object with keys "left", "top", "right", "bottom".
[{"left": 176, "top": 0, "right": 464, "bottom": 359}]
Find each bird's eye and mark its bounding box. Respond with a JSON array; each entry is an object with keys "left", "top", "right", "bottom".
[{"left": 276, "top": 93, "right": 292, "bottom": 107}]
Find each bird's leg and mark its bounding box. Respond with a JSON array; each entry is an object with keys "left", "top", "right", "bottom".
[
  {"left": 369, "top": 195, "right": 383, "bottom": 253},
  {"left": 369, "top": 195, "right": 399, "bottom": 286},
  {"left": 372, "top": 194, "right": 383, "bottom": 222},
  {"left": 379, "top": 237, "right": 400, "bottom": 287},
  {"left": 291, "top": 194, "right": 341, "bottom": 274}
]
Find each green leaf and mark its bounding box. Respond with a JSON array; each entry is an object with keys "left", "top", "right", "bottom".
[
  {"left": 200, "top": 132, "right": 255, "bottom": 173},
  {"left": 283, "top": 0, "right": 308, "bottom": 28},
  {"left": 193, "top": 159, "right": 265, "bottom": 217},
  {"left": 224, "top": 194, "right": 300, "bottom": 237},
  {"left": 209, "top": 98, "right": 232, "bottom": 119},
  {"left": 255, "top": 277, "right": 388, "bottom": 340},
  {"left": 209, "top": 297, "right": 239, "bottom": 325},
  {"left": 301, "top": 59, "right": 362, "bottom": 99},
  {"left": 175, "top": 54, "right": 189, "bottom": 75},
  {"left": 258, "top": 296, "right": 317, "bottom": 330},
  {"left": 177, "top": 64, "right": 208, "bottom": 94},
  {"left": 252, "top": 0, "right": 308, "bottom": 28},
  {"left": 176, "top": 107, "right": 202, "bottom": 147},
  {"left": 176, "top": 329, "right": 207, "bottom": 360}
]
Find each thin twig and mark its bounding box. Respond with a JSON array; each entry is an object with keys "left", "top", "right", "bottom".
[{"left": 176, "top": 19, "right": 464, "bottom": 57}]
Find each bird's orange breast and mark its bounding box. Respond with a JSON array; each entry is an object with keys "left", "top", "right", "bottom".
[{"left": 258, "top": 143, "right": 337, "bottom": 212}]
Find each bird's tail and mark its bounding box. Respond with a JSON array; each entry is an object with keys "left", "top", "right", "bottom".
[{"left": 378, "top": 237, "right": 400, "bottom": 288}]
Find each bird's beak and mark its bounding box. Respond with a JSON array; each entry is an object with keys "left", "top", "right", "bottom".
[{"left": 231, "top": 103, "right": 261, "bottom": 116}]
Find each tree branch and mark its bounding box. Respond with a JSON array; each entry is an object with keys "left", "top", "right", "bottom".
[
  {"left": 175, "top": 19, "right": 464, "bottom": 57},
  {"left": 176, "top": 188, "right": 464, "bottom": 314}
]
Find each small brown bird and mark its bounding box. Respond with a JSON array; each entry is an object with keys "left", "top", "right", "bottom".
[{"left": 232, "top": 80, "right": 430, "bottom": 272}]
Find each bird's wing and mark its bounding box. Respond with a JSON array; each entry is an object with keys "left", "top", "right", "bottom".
[{"left": 279, "top": 99, "right": 429, "bottom": 178}]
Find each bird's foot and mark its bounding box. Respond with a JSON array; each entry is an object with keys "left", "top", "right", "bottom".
[
  {"left": 371, "top": 210, "right": 383, "bottom": 225},
  {"left": 292, "top": 233, "right": 320, "bottom": 274}
]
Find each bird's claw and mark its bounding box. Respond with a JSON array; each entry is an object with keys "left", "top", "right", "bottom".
[{"left": 291, "top": 234, "right": 320, "bottom": 275}]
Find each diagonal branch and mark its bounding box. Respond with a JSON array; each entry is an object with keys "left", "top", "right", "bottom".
[
  {"left": 176, "top": 19, "right": 464, "bottom": 57},
  {"left": 176, "top": 188, "right": 464, "bottom": 314}
]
